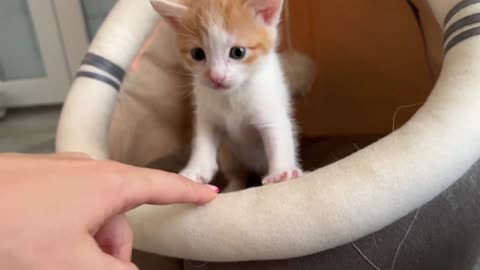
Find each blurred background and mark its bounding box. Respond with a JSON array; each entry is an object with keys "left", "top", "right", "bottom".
[
  {"left": 0, "top": 0, "right": 116, "bottom": 153},
  {"left": 0, "top": 0, "right": 441, "bottom": 156}
]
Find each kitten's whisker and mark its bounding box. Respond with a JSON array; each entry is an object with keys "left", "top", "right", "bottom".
[
  {"left": 168, "top": 70, "right": 194, "bottom": 76},
  {"left": 173, "top": 80, "right": 195, "bottom": 89}
]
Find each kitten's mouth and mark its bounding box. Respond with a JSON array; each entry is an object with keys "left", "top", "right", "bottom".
[
  {"left": 202, "top": 79, "right": 233, "bottom": 91},
  {"left": 210, "top": 82, "right": 230, "bottom": 91}
]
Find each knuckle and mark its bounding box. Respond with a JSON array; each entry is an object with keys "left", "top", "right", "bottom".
[
  {"left": 96, "top": 160, "right": 128, "bottom": 185},
  {"left": 98, "top": 160, "right": 124, "bottom": 174},
  {"left": 96, "top": 161, "right": 138, "bottom": 201},
  {"left": 68, "top": 152, "right": 91, "bottom": 159}
]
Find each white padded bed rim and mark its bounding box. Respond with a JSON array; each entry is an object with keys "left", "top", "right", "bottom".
[{"left": 56, "top": 0, "right": 480, "bottom": 262}]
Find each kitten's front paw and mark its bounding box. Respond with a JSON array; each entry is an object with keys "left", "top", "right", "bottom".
[
  {"left": 262, "top": 168, "right": 302, "bottom": 185},
  {"left": 180, "top": 169, "right": 211, "bottom": 184}
]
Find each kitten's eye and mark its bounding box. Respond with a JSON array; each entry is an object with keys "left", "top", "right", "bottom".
[
  {"left": 191, "top": 48, "right": 206, "bottom": 61},
  {"left": 229, "top": 47, "right": 246, "bottom": 60}
]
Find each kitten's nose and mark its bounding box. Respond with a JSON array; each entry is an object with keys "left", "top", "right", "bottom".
[{"left": 208, "top": 69, "right": 226, "bottom": 85}]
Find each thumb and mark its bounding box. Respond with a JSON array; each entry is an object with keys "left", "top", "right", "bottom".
[
  {"left": 85, "top": 237, "right": 139, "bottom": 270},
  {"left": 97, "top": 254, "right": 139, "bottom": 270}
]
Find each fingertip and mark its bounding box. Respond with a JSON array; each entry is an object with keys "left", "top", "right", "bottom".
[
  {"left": 177, "top": 177, "right": 219, "bottom": 204},
  {"left": 207, "top": 185, "right": 220, "bottom": 193},
  {"left": 194, "top": 184, "right": 219, "bottom": 205}
]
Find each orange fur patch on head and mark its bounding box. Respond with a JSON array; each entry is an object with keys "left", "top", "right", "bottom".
[{"left": 175, "top": 0, "right": 277, "bottom": 64}]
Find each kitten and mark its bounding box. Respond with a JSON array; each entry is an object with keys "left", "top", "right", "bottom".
[{"left": 151, "top": 0, "right": 302, "bottom": 186}]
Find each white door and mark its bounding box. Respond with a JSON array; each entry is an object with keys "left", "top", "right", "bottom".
[
  {"left": 80, "top": 0, "right": 118, "bottom": 40},
  {"left": 0, "top": 0, "right": 71, "bottom": 107},
  {"left": 53, "top": 0, "right": 117, "bottom": 78}
]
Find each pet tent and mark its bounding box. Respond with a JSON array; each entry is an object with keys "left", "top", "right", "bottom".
[{"left": 56, "top": 0, "right": 480, "bottom": 263}]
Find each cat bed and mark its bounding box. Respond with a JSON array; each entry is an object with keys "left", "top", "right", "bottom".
[{"left": 56, "top": 0, "right": 480, "bottom": 262}]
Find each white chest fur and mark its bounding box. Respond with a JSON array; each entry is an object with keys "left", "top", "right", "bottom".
[{"left": 181, "top": 52, "right": 302, "bottom": 186}]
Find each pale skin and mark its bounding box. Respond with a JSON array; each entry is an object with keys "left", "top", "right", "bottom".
[{"left": 0, "top": 153, "right": 218, "bottom": 270}]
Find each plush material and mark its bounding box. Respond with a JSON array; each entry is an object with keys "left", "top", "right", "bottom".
[
  {"left": 132, "top": 138, "right": 480, "bottom": 269},
  {"left": 56, "top": 0, "right": 480, "bottom": 262}
]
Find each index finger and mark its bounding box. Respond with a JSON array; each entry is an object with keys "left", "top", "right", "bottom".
[{"left": 104, "top": 162, "right": 219, "bottom": 212}]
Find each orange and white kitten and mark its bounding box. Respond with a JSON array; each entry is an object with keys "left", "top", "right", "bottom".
[{"left": 151, "top": 0, "right": 302, "bottom": 185}]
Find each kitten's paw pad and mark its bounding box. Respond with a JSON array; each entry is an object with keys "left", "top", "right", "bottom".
[
  {"left": 180, "top": 170, "right": 209, "bottom": 184},
  {"left": 262, "top": 168, "right": 303, "bottom": 185}
]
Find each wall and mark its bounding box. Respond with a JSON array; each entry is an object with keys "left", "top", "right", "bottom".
[{"left": 283, "top": 0, "right": 441, "bottom": 136}]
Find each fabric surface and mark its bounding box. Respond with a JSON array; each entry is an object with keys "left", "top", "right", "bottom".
[
  {"left": 121, "top": 0, "right": 480, "bottom": 261},
  {"left": 133, "top": 137, "right": 480, "bottom": 270},
  {"left": 56, "top": 0, "right": 480, "bottom": 262}
]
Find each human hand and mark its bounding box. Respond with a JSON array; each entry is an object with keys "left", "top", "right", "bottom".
[{"left": 0, "top": 153, "right": 218, "bottom": 270}]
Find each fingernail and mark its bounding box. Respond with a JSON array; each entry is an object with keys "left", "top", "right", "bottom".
[{"left": 208, "top": 185, "right": 220, "bottom": 193}]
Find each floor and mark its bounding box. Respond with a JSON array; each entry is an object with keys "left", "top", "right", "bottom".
[{"left": 0, "top": 106, "right": 60, "bottom": 153}]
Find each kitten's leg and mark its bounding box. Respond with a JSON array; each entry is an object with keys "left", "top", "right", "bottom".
[
  {"left": 218, "top": 144, "right": 248, "bottom": 193},
  {"left": 258, "top": 120, "right": 302, "bottom": 185},
  {"left": 180, "top": 118, "right": 220, "bottom": 184}
]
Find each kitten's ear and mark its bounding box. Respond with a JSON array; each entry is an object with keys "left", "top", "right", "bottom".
[
  {"left": 150, "top": 0, "right": 187, "bottom": 29},
  {"left": 249, "top": 0, "right": 284, "bottom": 26}
]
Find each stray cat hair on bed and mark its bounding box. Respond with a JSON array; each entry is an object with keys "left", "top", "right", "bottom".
[{"left": 151, "top": 0, "right": 302, "bottom": 188}]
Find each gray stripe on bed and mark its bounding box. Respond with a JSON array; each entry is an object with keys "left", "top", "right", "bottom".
[{"left": 444, "top": 0, "right": 480, "bottom": 26}]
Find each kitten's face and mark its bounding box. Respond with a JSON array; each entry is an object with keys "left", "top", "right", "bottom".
[{"left": 152, "top": 0, "right": 283, "bottom": 92}]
